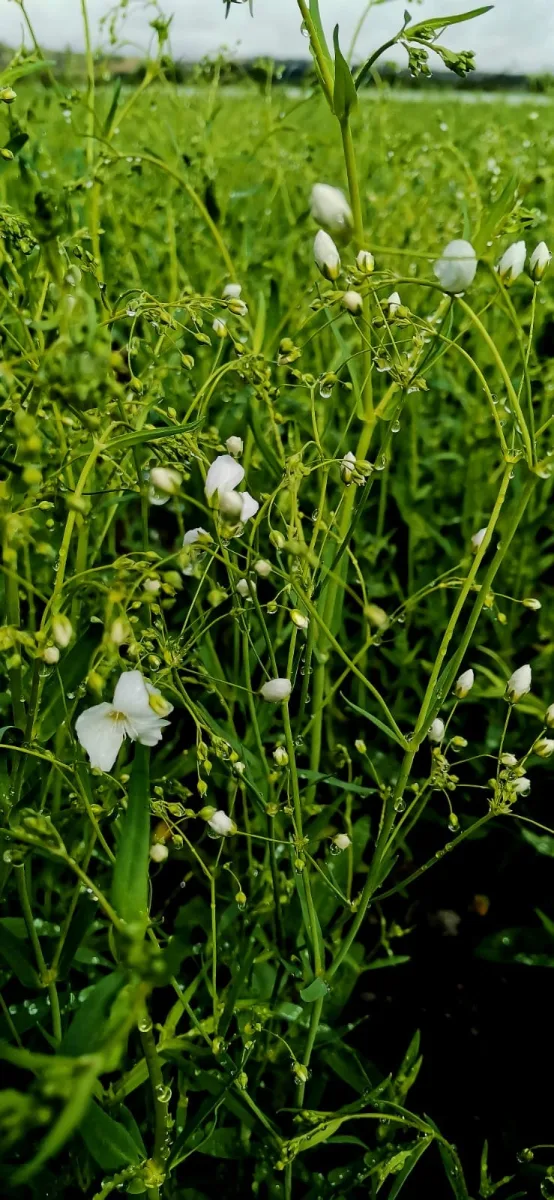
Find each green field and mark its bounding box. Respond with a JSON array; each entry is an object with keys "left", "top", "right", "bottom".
[{"left": 1, "top": 10, "right": 554, "bottom": 1198}]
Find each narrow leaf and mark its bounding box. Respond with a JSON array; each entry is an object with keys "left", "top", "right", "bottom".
[
  {"left": 78, "top": 1099, "right": 143, "bottom": 1170},
  {"left": 332, "top": 26, "right": 358, "bottom": 121},
  {"left": 300, "top": 976, "right": 329, "bottom": 1003},
  {"left": 111, "top": 743, "right": 151, "bottom": 927},
  {"left": 388, "top": 1136, "right": 433, "bottom": 1199},
  {"left": 409, "top": 6, "right": 493, "bottom": 35},
  {"left": 61, "top": 971, "right": 125, "bottom": 1057},
  {"left": 341, "top": 694, "right": 407, "bottom": 749}
]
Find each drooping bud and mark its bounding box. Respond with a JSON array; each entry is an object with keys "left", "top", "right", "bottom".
[
  {"left": 260, "top": 677, "right": 292, "bottom": 703},
  {"left": 290, "top": 609, "right": 309, "bottom": 630},
  {"left": 207, "top": 809, "right": 237, "bottom": 836},
  {"left": 523, "top": 597, "right": 541, "bottom": 611},
  {"left": 333, "top": 833, "right": 352, "bottom": 851},
  {"left": 310, "top": 183, "right": 352, "bottom": 234},
  {"left": 534, "top": 738, "right": 554, "bottom": 759},
  {"left": 513, "top": 776, "right": 531, "bottom": 796},
  {"left": 342, "top": 290, "right": 363, "bottom": 314},
  {"left": 149, "top": 466, "right": 181, "bottom": 496},
  {"left": 223, "top": 282, "right": 242, "bottom": 299},
  {"left": 237, "top": 578, "right": 255, "bottom": 597},
  {"left": 43, "top": 645, "right": 60, "bottom": 665},
  {"left": 433, "top": 239, "right": 477, "bottom": 294},
  {"left": 212, "top": 317, "right": 227, "bottom": 337}
]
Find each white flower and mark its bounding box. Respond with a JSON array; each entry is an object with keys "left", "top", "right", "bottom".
[
  {"left": 534, "top": 737, "right": 554, "bottom": 759},
  {"left": 144, "top": 578, "right": 161, "bottom": 594},
  {"left": 43, "top": 646, "right": 60, "bottom": 665},
  {"left": 208, "top": 809, "right": 236, "bottom": 836},
  {"left": 387, "top": 291, "right": 402, "bottom": 316},
  {"left": 433, "top": 239, "right": 477, "bottom": 294},
  {"left": 212, "top": 317, "right": 227, "bottom": 337},
  {"left": 333, "top": 833, "right": 351, "bottom": 851},
  {"left": 225, "top": 435, "right": 243, "bottom": 457},
  {"left": 237, "top": 577, "right": 255, "bottom": 597},
  {"left": 260, "top": 677, "right": 292, "bottom": 703},
  {"left": 205, "top": 454, "right": 259, "bottom": 525},
  {"left": 150, "top": 843, "right": 169, "bottom": 863},
  {"left": 314, "top": 230, "right": 341, "bottom": 281},
  {"left": 273, "top": 746, "right": 288, "bottom": 766},
  {"left": 223, "top": 283, "right": 242, "bottom": 299},
  {"left": 182, "top": 526, "right": 210, "bottom": 576},
  {"left": 545, "top": 704, "right": 554, "bottom": 728},
  {"left": 228, "top": 298, "right": 248, "bottom": 317},
  {"left": 290, "top": 609, "right": 309, "bottom": 630},
  {"left": 529, "top": 241, "right": 551, "bottom": 282},
  {"left": 496, "top": 241, "right": 526, "bottom": 285},
  {"left": 471, "top": 527, "right": 487, "bottom": 552},
  {"left": 341, "top": 449, "right": 357, "bottom": 483},
  {"left": 500, "top": 753, "right": 518, "bottom": 767},
  {"left": 342, "top": 290, "right": 363, "bottom": 314},
  {"left": 506, "top": 664, "right": 532, "bottom": 704},
  {"left": 513, "top": 776, "right": 531, "bottom": 796},
  {"left": 150, "top": 467, "right": 181, "bottom": 496},
  {"left": 75, "top": 670, "right": 173, "bottom": 772},
  {"left": 254, "top": 559, "right": 272, "bottom": 577},
  {"left": 455, "top": 668, "right": 474, "bottom": 699},
  {"left": 428, "top": 718, "right": 445, "bottom": 742},
  {"left": 310, "top": 183, "right": 352, "bottom": 233},
  {"left": 52, "top": 614, "right": 73, "bottom": 648},
  {"left": 356, "top": 249, "right": 374, "bottom": 274}
]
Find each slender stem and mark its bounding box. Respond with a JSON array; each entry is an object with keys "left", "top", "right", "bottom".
[
  {"left": 456, "top": 297, "right": 533, "bottom": 465},
  {"left": 15, "top": 864, "right": 62, "bottom": 1042},
  {"left": 140, "top": 1017, "right": 169, "bottom": 1177}
]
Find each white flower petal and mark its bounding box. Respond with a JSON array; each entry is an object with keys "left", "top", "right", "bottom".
[
  {"left": 75, "top": 703, "right": 126, "bottom": 771},
  {"left": 183, "top": 526, "right": 209, "bottom": 545},
  {"left": 239, "top": 491, "right": 259, "bottom": 522},
  {"left": 205, "top": 454, "right": 244, "bottom": 500},
  {"left": 433, "top": 239, "right": 477, "bottom": 294},
  {"left": 112, "top": 670, "right": 152, "bottom": 719}
]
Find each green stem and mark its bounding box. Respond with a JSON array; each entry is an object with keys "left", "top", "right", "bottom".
[
  {"left": 15, "top": 863, "right": 62, "bottom": 1042},
  {"left": 140, "top": 1017, "right": 169, "bottom": 1175},
  {"left": 456, "top": 297, "right": 533, "bottom": 465}
]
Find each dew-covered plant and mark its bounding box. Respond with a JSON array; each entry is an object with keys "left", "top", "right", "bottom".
[{"left": 1, "top": 0, "right": 554, "bottom": 1197}]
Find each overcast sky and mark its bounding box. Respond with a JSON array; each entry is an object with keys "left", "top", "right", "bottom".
[{"left": 3, "top": 0, "right": 553, "bottom": 74}]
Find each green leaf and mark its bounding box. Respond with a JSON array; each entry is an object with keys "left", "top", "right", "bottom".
[
  {"left": 0, "top": 921, "right": 39, "bottom": 988},
  {"left": 300, "top": 976, "right": 329, "bottom": 1003},
  {"left": 332, "top": 26, "right": 357, "bottom": 121},
  {"left": 11, "top": 1059, "right": 100, "bottom": 1185},
  {"left": 388, "top": 1136, "right": 433, "bottom": 1198},
  {"left": 297, "top": 769, "right": 375, "bottom": 798},
  {"left": 409, "top": 6, "right": 493, "bottom": 35},
  {"left": 107, "top": 419, "right": 202, "bottom": 452},
  {"left": 341, "top": 694, "right": 408, "bottom": 749},
  {"left": 56, "top": 891, "right": 99, "bottom": 978},
  {"left": 61, "top": 971, "right": 125, "bottom": 1057},
  {"left": 111, "top": 743, "right": 151, "bottom": 927},
  {"left": 309, "top": 0, "right": 333, "bottom": 70},
  {"left": 521, "top": 827, "right": 554, "bottom": 857},
  {"left": 196, "top": 1127, "right": 249, "bottom": 1159},
  {"left": 78, "top": 1100, "right": 144, "bottom": 1170},
  {"left": 365, "top": 954, "right": 411, "bottom": 970},
  {"left": 103, "top": 78, "right": 122, "bottom": 137}
]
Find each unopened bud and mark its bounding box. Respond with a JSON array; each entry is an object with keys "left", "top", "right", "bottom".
[
  {"left": 523, "top": 597, "right": 541, "bottom": 611},
  {"left": 356, "top": 249, "right": 375, "bottom": 275},
  {"left": 355, "top": 739, "right": 366, "bottom": 753},
  {"left": 52, "top": 614, "right": 73, "bottom": 648},
  {"left": 290, "top": 609, "right": 309, "bottom": 630},
  {"left": 333, "top": 833, "right": 351, "bottom": 852},
  {"left": 273, "top": 746, "right": 288, "bottom": 766},
  {"left": 43, "top": 646, "right": 60, "bottom": 665},
  {"left": 534, "top": 738, "right": 554, "bottom": 759}
]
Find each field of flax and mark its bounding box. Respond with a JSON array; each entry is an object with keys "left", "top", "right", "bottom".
[{"left": 1, "top": 5, "right": 554, "bottom": 1198}]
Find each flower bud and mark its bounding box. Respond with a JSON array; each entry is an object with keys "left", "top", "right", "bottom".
[
  {"left": 225, "top": 435, "right": 243, "bottom": 457},
  {"left": 523, "top": 597, "right": 541, "bottom": 611},
  {"left": 314, "top": 230, "right": 341, "bottom": 281},
  {"left": 341, "top": 450, "right": 357, "bottom": 484},
  {"left": 52, "top": 613, "right": 73, "bottom": 648},
  {"left": 260, "top": 677, "right": 292, "bottom": 702},
  {"left": 237, "top": 577, "right": 255, "bottom": 597},
  {"left": 150, "top": 466, "right": 181, "bottom": 495},
  {"left": 366, "top": 604, "right": 388, "bottom": 629},
  {"left": 428, "top": 718, "right": 445, "bottom": 742},
  {"left": 333, "top": 833, "right": 351, "bottom": 851},
  {"left": 529, "top": 241, "right": 551, "bottom": 283},
  {"left": 310, "top": 183, "right": 352, "bottom": 234},
  {"left": 454, "top": 668, "right": 474, "bottom": 699},
  {"left": 433, "top": 239, "right": 477, "bottom": 294},
  {"left": 356, "top": 249, "right": 374, "bottom": 274},
  {"left": 228, "top": 298, "right": 248, "bottom": 316},
  {"left": 506, "top": 664, "right": 532, "bottom": 704},
  {"left": 545, "top": 704, "right": 554, "bottom": 728},
  {"left": 0, "top": 88, "right": 17, "bottom": 104},
  {"left": 273, "top": 746, "right": 288, "bottom": 766},
  {"left": 496, "top": 241, "right": 526, "bottom": 285},
  {"left": 269, "top": 530, "right": 286, "bottom": 550},
  {"left": 150, "top": 843, "right": 169, "bottom": 863},
  {"left": 223, "top": 282, "right": 242, "bottom": 299},
  {"left": 513, "top": 776, "right": 531, "bottom": 796},
  {"left": 290, "top": 609, "right": 309, "bottom": 630},
  {"left": 43, "top": 645, "right": 60, "bottom": 665},
  {"left": 500, "top": 753, "right": 518, "bottom": 767},
  {"left": 387, "top": 291, "right": 402, "bottom": 317},
  {"left": 292, "top": 1061, "right": 310, "bottom": 1084},
  {"left": 109, "top": 619, "right": 129, "bottom": 646},
  {"left": 534, "top": 738, "right": 554, "bottom": 759},
  {"left": 471, "top": 526, "right": 487, "bottom": 552},
  {"left": 254, "top": 559, "right": 272, "bottom": 578},
  {"left": 342, "top": 290, "right": 363, "bottom": 314},
  {"left": 182, "top": 353, "right": 195, "bottom": 370},
  {"left": 355, "top": 739, "right": 366, "bottom": 753},
  {"left": 212, "top": 317, "right": 227, "bottom": 337},
  {"left": 235, "top": 890, "right": 247, "bottom": 906},
  {"left": 208, "top": 809, "right": 237, "bottom": 836},
  {"left": 144, "top": 578, "right": 161, "bottom": 594}
]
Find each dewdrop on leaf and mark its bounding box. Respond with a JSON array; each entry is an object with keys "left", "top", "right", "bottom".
[
  {"left": 455, "top": 668, "right": 474, "bottom": 698},
  {"left": 428, "top": 718, "right": 445, "bottom": 742},
  {"left": 506, "top": 664, "right": 532, "bottom": 703}
]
